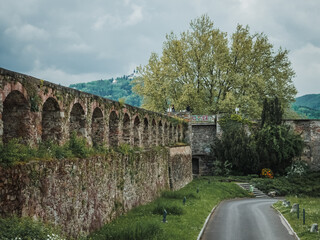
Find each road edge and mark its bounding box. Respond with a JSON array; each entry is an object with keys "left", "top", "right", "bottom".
[
  {"left": 197, "top": 205, "right": 216, "bottom": 240},
  {"left": 272, "top": 205, "right": 300, "bottom": 240}
]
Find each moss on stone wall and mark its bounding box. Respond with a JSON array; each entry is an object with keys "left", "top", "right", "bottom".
[{"left": 0, "top": 145, "right": 192, "bottom": 238}]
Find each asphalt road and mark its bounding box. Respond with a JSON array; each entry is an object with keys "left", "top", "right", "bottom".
[{"left": 201, "top": 198, "right": 296, "bottom": 240}]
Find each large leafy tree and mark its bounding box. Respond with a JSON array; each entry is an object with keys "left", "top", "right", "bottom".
[{"left": 133, "top": 15, "right": 296, "bottom": 118}]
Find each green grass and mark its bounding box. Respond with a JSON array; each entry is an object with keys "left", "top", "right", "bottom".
[
  {"left": 88, "top": 177, "right": 250, "bottom": 240},
  {"left": 274, "top": 197, "right": 320, "bottom": 240}
]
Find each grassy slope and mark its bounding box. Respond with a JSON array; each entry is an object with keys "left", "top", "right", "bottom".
[
  {"left": 89, "top": 177, "right": 250, "bottom": 240},
  {"left": 274, "top": 197, "right": 320, "bottom": 240}
]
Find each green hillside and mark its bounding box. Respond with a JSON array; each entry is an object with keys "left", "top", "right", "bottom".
[
  {"left": 294, "top": 94, "right": 320, "bottom": 110},
  {"left": 291, "top": 94, "right": 320, "bottom": 119},
  {"left": 69, "top": 75, "right": 142, "bottom": 107},
  {"left": 70, "top": 76, "right": 320, "bottom": 119}
]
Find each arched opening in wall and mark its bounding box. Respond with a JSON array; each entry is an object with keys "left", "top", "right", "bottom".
[
  {"left": 91, "top": 107, "right": 104, "bottom": 146},
  {"left": 133, "top": 116, "right": 140, "bottom": 147},
  {"left": 152, "top": 119, "right": 157, "bottom": 146},
  {"left": 142, "top": 118, "right": 149, "bottom": 147},
  {"left": 3, "top": 90, "right": 31, "bottom": 143},
  {"left": 173, "top": 126, "right": 177, "bottom": 143},
  {"left": 158, "top": 121, "right": 163, "bottom": 145},
  {"left": 122, "top": 113, "right": 130, "bottom": 144},
  {"left": 192, "top": 158, "right": 200, "bottom": 175},
  {"left": 178, "top": 125, "right": 181, "bottom": 142},
  {"left": 169, "top": 124, "right": 173, "bottom": 144},
  {"left": 69, "top": 103, "right": 86, "bottom": 138},
  {"left": 42, "top": 97, "right": 62, "bottom": 142},
  {"left": 164, "top": 123, "right": 168, "bottom": 145},
  {"left": 109, "top": 111, "right": 119, "bottom": 147}
]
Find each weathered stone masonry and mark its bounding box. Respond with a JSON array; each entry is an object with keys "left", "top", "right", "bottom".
[
  {"left": 0, "top": 147, "right": 192, "bottom": 237},
  {"left": 0, "top": 68, "right": 192, "bottom": 237},
  {"left": 0, "top": 68, "right": 187, "bottom": 147}
]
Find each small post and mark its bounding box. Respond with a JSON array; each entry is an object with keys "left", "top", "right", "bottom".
[
  {"left": 163, "top": 209, "right": 167, "bottom": 223},
  {"left": 303, "top": 209, "right": 305, "bottom": 225},
  {"left": 183, "top": 196, "right": 186, "bottom": 205},
  {"left": 197, "top": 187, "right": 199, "bottom": 193},
  {"left": 297, "top": 204, "right": 299, "bottom": 219},
  {"left": 208, "top": 179, "right": 211, "bottom": 184}
]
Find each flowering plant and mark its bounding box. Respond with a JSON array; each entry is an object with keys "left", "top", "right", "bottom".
[{"left": 261, "top": 168, "right": 274, "bottom": 179}]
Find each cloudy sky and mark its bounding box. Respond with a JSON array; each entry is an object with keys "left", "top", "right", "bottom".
[{"left": 0, "top": 0, "right": 319, "bottom": 96}]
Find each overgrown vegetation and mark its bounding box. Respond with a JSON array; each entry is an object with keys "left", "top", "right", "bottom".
[
  {"left": 274, "top": 197, "right": 320, "bottom": 240},
  {"left": 0, "top": 216, "right": 65, "bottom": 240},
  {"left": 88, "top": 177, "right": 249, "bottom": 240},
  {"left": 214, "top": 97, "right": 304, "bottom": 175},
  {"left": 0, "top": 133, "right": 109, "bottom": 167},
  {"left": 250, "top": 171, "right": 320, "bottom": 197}
]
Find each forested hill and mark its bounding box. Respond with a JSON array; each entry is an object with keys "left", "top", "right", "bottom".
[
  {"left": 69, "top": 74, "right": 142, "bottom": 107},
  {"left": 292, "top": 94, "right": 320, "bottom": 119},
  {"left": 70, "top": 76, "right": 320, "bottom": 119}
]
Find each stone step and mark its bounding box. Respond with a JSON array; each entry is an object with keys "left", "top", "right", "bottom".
[{"left": 236, "top": 183, "right": 269, "bottom": 198}]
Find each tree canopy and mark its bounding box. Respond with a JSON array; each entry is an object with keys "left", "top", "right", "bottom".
[{"left": 133, "top": 15, "right": 297, "bottom": 118}]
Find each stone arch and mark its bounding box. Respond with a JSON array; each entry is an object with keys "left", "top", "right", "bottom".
[
  {"left": 178, "top": 125, "right": 181, "bottom": 142},
  {"left": 122, "top": 113, "right": 130, "bottom": 144},
  {"left": 158, "top": 120, "right": 163, "bottom": 145},
  {"left": 42, "top": 97, "right": 62, "bottom": 142},
  {"left": 91, "top": 107, "right": 104, "bottom": 146},
  {"left": 142, "top": 117, "right": 149, "bottom": 147},
  {"left": 69, "top": 103, "right": 86, "bottom": 137},
  {"left": 133, "top": 116, "right": 140, "bottom": 147},
  {"left": 151, "top": 119, "right": 157, "bottom": 146},
  {"left": 2, "top": 90, "right": 31, "bottom": 143},
  {"left": 109, "top": 111, "right": 119, "bottom": 147}
]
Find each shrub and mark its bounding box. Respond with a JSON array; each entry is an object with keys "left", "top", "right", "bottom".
[
  {"left": 255, "top": 125, "right": 304, "bottom": 174},
  {"left": 161, "top": 190, "right": 198, "bottom": 199},
  {"left": 261, "top": 168, "right": 274, "bottom": 179},
  {"left": 286, "top": 159, "right": 310, "bottom": 177},
  {"left": 152, "top": 202, "right": 184, "bottom": 215},
  {"left": 212, "top": 160, "right": 232, "bottom": 176},
  {"left": 89, "top": 220, "right": 162, "bottom": 240},
  {"left": 213, "top": 115, "right": 259, "bottom": 175},
  {"left": 67, "top": 132, "right": 92, "bottom": 158},
  {"left": 0, "top": 216, "right": 64, "bottom": 240},
  {"left": 0, "top": 139, "right": 30, "bottom": 166}
]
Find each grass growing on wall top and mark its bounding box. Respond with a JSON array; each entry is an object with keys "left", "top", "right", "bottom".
[
  {"left": 88, "top": 177, "right": 250, "bottom": 240},
  {"left": 274, "top": 197, "right": 320, "bottom": 240}
]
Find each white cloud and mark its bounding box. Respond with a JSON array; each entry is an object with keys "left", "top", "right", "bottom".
[
  {"left": 27, "top": 66, "right": 109, "bottom": 86},
  {"left": 124, "top": 4, "right": 143, "bottom": 26},
  {"left": 290, "top": 43, "right": 320, "bottom": 96},
  {"left": 92, "top": 14, "right": 122, "bottom": 30},
  {"left": 0, "top": 0, "right": 319, "bottom": 96},
  {"left": 66, "top": 43, "right": 93, "bottom": 53},
  {"left": 4, "top": 24, "right": 48, "bottom": 42}
]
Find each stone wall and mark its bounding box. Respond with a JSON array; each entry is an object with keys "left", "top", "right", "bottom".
[
  {"left": 285, "top": 119, "right": 320, "bottom": 171},
  {"left": 168, "top": 146, "right": 193, "bottom": 190},
  {"left": 0, "top": 146, "right": 192, "bottom": 238},
  {"left": 189, "top": 118, "right": 320, "bottom": 175},
  {"left": 191, "top": 124, "right": 216, "bottom": 176},
  {"left": 0, "top": 68, "right": 187, "bottom": 148}
]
